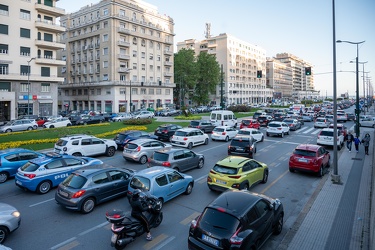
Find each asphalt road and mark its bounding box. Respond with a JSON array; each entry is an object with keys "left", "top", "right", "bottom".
[{"left": 1, "top": 118, "right": 354, "bottom": 250}]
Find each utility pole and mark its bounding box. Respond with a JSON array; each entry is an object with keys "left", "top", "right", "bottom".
[{"left": 220, "top": 64, "right": 224, "bottom": 110}]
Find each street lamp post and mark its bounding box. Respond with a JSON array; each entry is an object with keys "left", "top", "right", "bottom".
[
  {"left": 336, "top": 40, "right": 365, "bottom": 137},
  {"left": 27, "top": 57, "right": 36, "bottom": 115},
  {"left": 129, "top": 80, "right": 132, "bottom": 112}
]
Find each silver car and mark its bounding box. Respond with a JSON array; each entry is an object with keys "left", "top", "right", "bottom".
[
  {"left": 123, "top": 138, "right": 172, "bottom": 164},
  {"left": 0, "top": 119, "right": 36, "bottom": 133},
  {"left": 0, "top": 202, "right": 21, "bottom": 244},
  {"left": 112, "top": 113, "right": 133, "bottom": 122},
  {"left": 132, "top": 111, "right": 154, "bottom": 119}
]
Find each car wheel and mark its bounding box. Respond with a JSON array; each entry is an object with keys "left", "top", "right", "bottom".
[
  {"left": 326, "top": 158, "right": 331, "bottom": 168},
  {"left": 139, "top": 155, "right": 148, "bottom": 164},
  {"left": 266, "top": 132, "right": 269, "bottom": 137},
  {"left": 27, "top": 126, "right": 33, "bottom": 131},
  {"left": 154, "top": 212, "right": 163, "bottom": 228},
  {"left": 185, "top": 182, "right": 193, "bottom": 195},
  {"left": 273, "top": 214, "right": 284, "bottom": 235},
  {"left": 50, "top": 125, "right": 55, "bottom": 128},
  {"left": 197, "top": 158, "right": 204, "bottom": 169},
  {"left": 187, "top": 142, "right": 193, "bottom": 149},
  {"left": 318, "top": 165, "right": 324, "bottom": 177},
  {"left": 260, "top": 136, "right": 264, "bottom": 142},
  {"left": 173, "top": 167, "right": 180, "bottom": 172},
  {"left": 0, "top": 225, "right": 9, "bottom": 244},
  {"left": 204, "top": 138, "right": 209, "bottom": 145},
  {"left": 72, "top": 152, "right": 82, "bottom": 156},
  {"left": 0, "top": 172, "right": 9, "bottom": 183},
  {"left": 67, "top": 123, "right": 71, "bottom": 126},
  {"left": 286, "top": 130, "right": 290, "bottom": 135},
  {"left": 83, "top": 122, "right": 87, "bottom": 125},
  {"left": 37, "top": 180, "right": 52, "bottom": 194},
  {"left": 261, "top": 170, "right": 268, "bottom": 183},
  {"left": 225, "top": 136, "right": 229, "bottom": 142},
  {"left": 81, "top": 198, "right": 95, "bottom": 214},
  {"left": 212, "top": 138, "right": 215, "bottom": 141},
  {"left": 240, "top": 183, "right": 249, "bottom": 190},
  {"left": 5, "top": 129, "right": 11, "bottom": 133},
  {"left": 289, "top": 167, "right": 295, "bottom": 173},
  {"left": 106, "top": 147, "right": 116, "bottom": 157}
]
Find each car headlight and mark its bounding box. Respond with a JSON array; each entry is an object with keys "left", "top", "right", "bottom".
[{"left": 12, "top": 211, "right": 21, "bottom": 218}]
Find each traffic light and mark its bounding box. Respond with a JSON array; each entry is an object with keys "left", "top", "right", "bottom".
[
  {"left": 305, "top": 67, "right": 311, "bottom": 76},
  {"left": 257, "top": 70, "right": 262, "bottom": 78}
]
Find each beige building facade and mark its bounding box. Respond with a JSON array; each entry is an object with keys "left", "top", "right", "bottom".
[
  {"left": 58, "top": 0, "right": 175, "bottom": 113},
  {"left": 0, "top": 0, "right": 65, "bottom": 121},
  {"left": 266, "top": 58, "right": 293, "bottom": 101},
  {"left": 177, "top": 34, "right": 273, "bottom": 107}
]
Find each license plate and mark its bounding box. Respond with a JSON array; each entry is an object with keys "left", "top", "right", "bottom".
[
  {"left": 215, "top": 179, "right": 226, "bottom": 185},
  {"left": 298, "top": 158, "right": 308, "bottom": 162},
  {"left": 125, "top": 150, "right": 132, "bottom": 153},
  {"left": 111, "top": 233, "right": 118, "bottom": 244},
  {"left": 202, "top": 234, "right": 219, "bottom": 246},
  {"left": 16, "top": 180, "right": 22, "bottom": 186},
  {"left": 59, "top": 190, "right": 69, "bottom": 197}
]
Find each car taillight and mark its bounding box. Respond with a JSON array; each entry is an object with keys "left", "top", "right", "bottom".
[
  {"left": 183, "top": 137, "right": 188, "bottom": 141},
  {"left": 136, "top": 146, "right": 141, "bottom": 152},
  {"left": 207, "top": 176, "right": 212, "bottom": 182},
  {"left": 228, "top": 175, "right": 241, "bottom": 179},
  {"left": 197, "top": 126, "right": 201, "bottom": 128},
  {"left": 162, "top": 130, "right": 168, "bottom": 134},
  {"left": 230, "top": 227, "right": 243, "bottom": 245},
  {"left": 222, "top": 132, "right": 226, "bottom": 135},
  {"left": 190, "top": 215, "right": 201, "bottom": 229},
  {"left": 209, "top": 170, "right": 216, "bottom": 174},
  {"left": 162, "top": 162, "right": 171, "bottom": 167},
  {"left": 277, "top": 127, "right": 282, "bottom": 130},
  {"left": 72, "top": 190, "right": 86, "bottom": 198},
  {"left": 24, "top": 173, "right": 36, "bottom": 179}
]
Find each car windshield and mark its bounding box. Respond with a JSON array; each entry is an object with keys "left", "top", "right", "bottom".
[
  {"left": 294, "top": 150, "right": 316, "bottom": 157},
  {"left": 190, "top": 121, "right": 200, "bottom": 126},
  {"left": 237, "top": 130, "right": 250, "bottom": 135},
  {"left": 214, "top": 128, "right": 225, "bottom": 132},
  {"left": 124, "top": 143, "right": 138, "bottom": 150},
  {"left": 174, "top": 131, "right": 188, "bottom": 136},
  {"left": 55, "top": 139, "right": 68, "bottom": 146},
  {"left": 20, "top": 162, "right": 40, "bottom": 172},
  {"left": 284, "top": 120, "right": 293, "bottom": 123},
  {"left": 129, "top": 176, "right": 150, "bottom": 191},
  {"left": 213, "top": 164, "right": 238, "bottom": 174},
  {"left": 153, "top": 152, "right": 169, "bottom": 161},
  {"left": 199, "top": 207, "right": 240, "bottom": 236},
  {"left": 61, "top": 173, "right": 87, "bottom": 188},
  {"left": 242, "top": 120, "right": 251, "bottom": 125}
]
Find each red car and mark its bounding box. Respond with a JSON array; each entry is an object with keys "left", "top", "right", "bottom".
[
  {"left": 36, "top": 117, "right": 48, "bottom": 127},
  {"left": 240, "top": 119, "right": 260, "bottom": 129},
  {"left": 289, "top": 144, "right": 330, "bottom": 177}
]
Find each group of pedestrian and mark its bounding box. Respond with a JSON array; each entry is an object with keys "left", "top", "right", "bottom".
[{"left": 345, "top": 131, "right": 371, "bottom": 155}]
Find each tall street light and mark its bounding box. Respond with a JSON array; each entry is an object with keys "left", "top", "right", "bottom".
[
  {"left": 350, "top": 60, "right": 368, "bottom": 113},
  {"left": 27, "top": 57, "right": 36, "bottom": 115},
  {"left": 336, "top": 40, "right": 365, "bottom": 137}
]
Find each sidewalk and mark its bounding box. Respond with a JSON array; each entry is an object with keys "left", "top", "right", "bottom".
[{"left": 279, "top": 107, "right": 375, "bottom": 250}]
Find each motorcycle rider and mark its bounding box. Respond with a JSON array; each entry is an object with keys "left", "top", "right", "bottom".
[{"left": 129, "top": 189, "right": 153, "bottom": 241}]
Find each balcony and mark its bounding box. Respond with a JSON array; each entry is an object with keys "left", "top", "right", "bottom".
[
  {"left": 164, "top": 61, "right": 173, "bottom": 66},
  {"left": 163, "top": 49, "right": 173, "bottom": 55},
  {"left": 35, "top": 3, "right": 65, "bottom": 17},
  {"left": 117, "top": 54, "right": 130, "bottom": 60},
  {"left": 35, "top": 56, "right": 66, "bottom": 66},
  {"left": 95, "top": 56, "right": 100, "bottom": 61},
  {"left": 164, "top": 72, "right": 173, "bottom": 77},
  {"left": 117, "top": 41, "right": 130, "bottom": 47},
  {"left": 35, "top": 39, "right": 65, "bottom": 50},
  {"left": 35, "top": 19, "right": 65, "bottom": 33},
  {"left": 118, "top": 67, "right": 130, "bottom": 73},
  {"left": 117, "top": 27, "right": 130, "bottom": 34}
]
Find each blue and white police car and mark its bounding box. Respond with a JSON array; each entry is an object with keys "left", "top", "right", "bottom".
[{"left": 15, "top": 152, "right": 102, "bottom": 194}]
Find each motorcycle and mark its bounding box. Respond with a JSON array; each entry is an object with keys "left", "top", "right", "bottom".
[{"left": 105, "top": 197, "right": 163, "bottom": 249}]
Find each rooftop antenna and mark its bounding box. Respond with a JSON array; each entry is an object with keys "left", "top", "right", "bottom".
[{"left": 204, "top": 23, "right": 211, "bottom": 39}]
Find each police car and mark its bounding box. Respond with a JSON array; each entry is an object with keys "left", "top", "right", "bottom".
[{"left": 15, "top": 152, "right": 102, "bottom": 194}]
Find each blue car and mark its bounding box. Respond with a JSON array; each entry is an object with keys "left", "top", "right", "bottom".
[
  {"left": 127, "top": 166, "right": 194, "bottom": 208},
  {"left": 0, "top": 148, "right": 44, "bottom": 183},
  {"left": 114, "top": 130, "right": 158, "bottom": 150},
  {"left": 15, "top": 152, "right": 103, "bottom": 194}
]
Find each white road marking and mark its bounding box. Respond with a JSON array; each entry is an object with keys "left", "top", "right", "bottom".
[
  {"left": 153, "top": 236, "right": 176, "bottom": 250},
  {"left": 29, "top": 198, "right": 55, "bottom": 207},
  {"left": 79, "top": 221, "right": 109, "bottom": 236},
  {"left": 303, "top": 127, "right": 315, "bottom": 134},
  {"left": 50, "top": 237, "right": 77, "bottom": 250},
  {"left": 295, "top": 127, "right": 308, "bottom": 133},
  {"left": 311, "top": 129, "right": 321, "bottom": 134}
]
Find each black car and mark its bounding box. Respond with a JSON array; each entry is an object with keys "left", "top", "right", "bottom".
[
  {"left": 346, "top": 113, "right": 355, "bottom": 121},
  {"left": 188, "top": 120, "right": 216, "bottom": 133},
  {"left": 257, "top": 115, "right": 273, "bottom": 127},
  {"left": 228, "top": 137, "right": 257, "bottom": 159},
  {"left": 114, "top": 130, "right": 157, "bottom": 150},
  {"left": 75, "top": 115, "right": 105, "bottom": 125},
  {"left": 154, "top": 124, "right": 183, "bottom": 141},
  {"left": 55, "top": 164, "right": 134, "bottom": 213},
  {"left": 188, "top": 190, "right": 284, "bottom": 250},
  {"left": 273, "top": 112, "right": 286, "bottom": 121}
]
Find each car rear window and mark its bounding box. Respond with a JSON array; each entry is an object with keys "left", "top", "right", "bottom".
[
  {"left": 61, "top": 173, "right": 87, "bottom": 188},
  {"left": 129, "top": 176, "right": 150, "bottom": 191},
  {"left": 55, "top": 139, "right": 68, "bottom": 146},
  {"left": 214, "top": 128, "right": 225, "bottom": 132},
  {"left": 213, "top": 164, "right": 238, "bottom": 175},
  {"left": 230, "top": 139, "right": 250, "bottom": 147},
  {"left": 242, "top": 120, "right": 250, "bottom": 125},
  {"left": 153, "top": 152, "right": 169, "bottom": 161},
  {"left": 294, "top": 149, "right": 316, "bottom": 157},
  {"left": 284, "top": 120, "right": 293, "bottom": 123},
  {"left": 316, "top": 118, "right": 325, "bottom": 122},
  {"left": 174, "top": 131, "right": 188, "bottom": 136},
  {"left": 199, "top": 207, "right": 240, "bottom": 237},
  {"left": 20, "top": 162, "right": 40, "bottom": 172},
  {"left": 237, "top": 130, "right": 250, "bottom": 136},
  {"left": 268, "top": 123, "right": 281, "bottom": 127},
  {"left": 124, "top": 143, "right": 138, "bottom": 150},
  {"left": 320, "top": 131, "right": 333, "bottom": 136},
  {"left": 190, "top": 121, "right": 200, "bottom": 126}
]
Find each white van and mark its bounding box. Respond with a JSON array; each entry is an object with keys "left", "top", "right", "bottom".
[{"left": 210, "top": 110, "right": 237, "bottom": 127}]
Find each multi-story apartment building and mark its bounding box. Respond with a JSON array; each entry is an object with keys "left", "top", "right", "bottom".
[
  {"left": 177, "top": 33, "right": 273, "bottom": 107},
  {"left": 266, "top": 58, "right": 293, "bottom": 101},
  {"left": 0, "top": 0, "right": 66, "bottom": 121},
  {"left": 58, "top": 0, "right": 175, "bottom": 113},
  {"left": 274, "top": 53, "right": 319, "bottom": 101}
]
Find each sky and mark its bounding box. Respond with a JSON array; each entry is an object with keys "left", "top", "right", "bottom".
[{"left": 57, "top": 0, "right": 375, "bottom": 98}]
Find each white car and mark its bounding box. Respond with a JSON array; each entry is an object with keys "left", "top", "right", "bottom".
[
  {"left": 132, "top": 111, "right": 154, "bottom": 119},
  {"left": 266, "top": 121, "right": 290, "bottom": 137},
  {"left": 112, "top": 113, "right": 133, "bottom": 122},
  {"left": 314, "top": 117, "right": 330, "bottom": 128},
  {"left": 54, "top": 134, "right": 117, "bottom": 157},
  {"left": 359, "top": 116, "right": 375, "bottom": 128},
  {"left": 211, "top": 126, "right": 238, "bottom": 141},
  {"left": 43, "top": 117, "right": 72, "bottom": 128},
  {"left": 171, "top": 128, "right": 209, "bottom": 149},
  {"left": 317, "top": 128, "right": 344, "bottom": 150},
  {"left": 236, "top": 128, "right": 264, "bottom": 142}
]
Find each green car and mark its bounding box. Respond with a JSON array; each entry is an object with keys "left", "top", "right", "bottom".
[{"left": 207, "top": 156, "right": 268, "bottom": 192}]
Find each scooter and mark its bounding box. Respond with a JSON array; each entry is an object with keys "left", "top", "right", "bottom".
[{"left": 105, "top": 197, "right": 163, "bottom": 250}]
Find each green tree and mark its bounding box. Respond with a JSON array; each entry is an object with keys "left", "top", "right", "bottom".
[{"left": 192, "top": 52, "right": 221, "bottom": 105}]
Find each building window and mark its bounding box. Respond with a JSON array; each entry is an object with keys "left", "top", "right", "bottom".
[
  {"left": 44, "top": 33, "right": 53, "bottom": 42},
  {"left": 141, "top": 52, "right": 145, "bottom": 59},
  {"left": 103, "top": 34, "right": 108, "bottom": 41},
  {"left": 20, "top": 83, "right": 28, "bottom": 92},
  {"left": 20, "top": 28, "right": 31, "bottom": 38},
  {"left": 148, "top": 88, "right": 154, "bottom": 95},
  {"left": 96, "top": 89, "right": 101, "bottom": 95},
  {"left": 103, "top": 21, "right": 108, "bottom": 28},
  {"left": 165, "top": 89, "right": 170, "bottom": 95},
  {"left": 20, "top": 9, "right": 31, "bottom": 20},
  {"left": 0, "top": 24, "right": 8, "bottom": 35},
  {"left": 0, "top": 64, "right": 9, "bottom": 75},
  {"left": 149, "top": 41, "right": 153, "bottom": 49},
  {"left": 105, "top": 88, "right": 111, "bottom": 94},
  {"left": 0, "top": 82, "right": 10, "bottom": 92},
  {"left": 64, "top": 89, "right": 69, "bottom": 96},
  {"left": 141, "top": 64, "right": 145, "bottom": 70},
  {"left": 131, "top": 88, "right": 137, "bottom": 95},
  {"left": 0, "top": 44, "right": 8, "bottom": 54},
  {"left": 41, "top": 67, "right": 50, "bottom": 77},
  {"left": 20, "top": 65, "right": 30, "bottom": 75},
  {"left": 133, "top": 50, "right": 137, "bottom": 57},
  {"left": 132, "top": 63, "right": 137, "bottom": 70},
  {"left": 119, "top": 9, "right": 125, "bottom": 17},
  {"left": 103, "top": 8, "right": 108, "bottom": 16},
  {"left": 156, "top": 89, "right": 161, "bottom": 95},
  {"left": 0, "top": 4, "right": 9, "bottom": 16},
  {"left": 103, "top": 61, "right": 108, "bottom": 68},
  {"left": 120, "top": 88, "right": 125, "bottom": 95},
  {"left": 103, "top": 48, "right": 108, "bottom": 55},
  {"left": 103, "top": 74, "right": 108, "bottom": 81},
  {"left": 157, "top": 55, "right": 161, "bottom": 61},
  {"left": 150, "top": 65, "right": 154, "bottom": 71},
  {"left": 41, "top": 83, "right": 50, "bottom": 92},
  {"left": 20, "top": 46, "right": 30, "bottom": 56},
  {"left": 149, "top": 54, "right": 153, "bottom": 60},
  {"left": 141, "top": 88, "right": 146, "bottom": 94}
]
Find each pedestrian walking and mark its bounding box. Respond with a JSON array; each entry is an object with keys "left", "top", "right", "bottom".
[
  {"left": 344, "top": 131, "right": 354, "bottom": 152},
  {"left": 354, "top": 136, "right": 361, "bottom": 153},
  {"left": 361, "top": 133, "right": 371, "bottom": 155}
]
